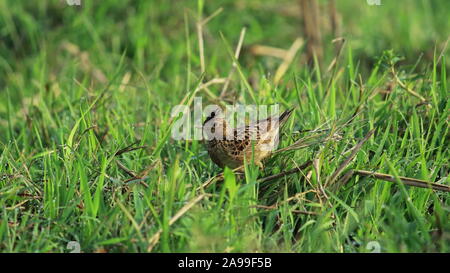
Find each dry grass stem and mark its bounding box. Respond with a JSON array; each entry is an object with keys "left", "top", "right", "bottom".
[
  {"left": 299, "top": 0, "right": 323, "bottom": 64},
  {"left": 220, "top": 27, "right": 247, "bottom": 98},
  {"left": 249, "top": 45, "right": 288, "bottom": 59},
  {"left": 355, "top": 170, "right": 450, "bottom": 192},
  {"left": 274, "top": 38, "right": 304, "bottom": 84},
  {"left": 325, "top": 129, "right": 375, "bottom": 187}
]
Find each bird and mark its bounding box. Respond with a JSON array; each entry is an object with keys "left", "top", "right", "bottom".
[{"left": 202, "top": 107, "right": 294, "bottom": 169}]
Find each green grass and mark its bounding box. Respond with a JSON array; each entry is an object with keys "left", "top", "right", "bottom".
[{"left": 0, "top": 0, "right": 449, "bottom": 253}]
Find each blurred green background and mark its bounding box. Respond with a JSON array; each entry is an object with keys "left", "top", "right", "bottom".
[{"left": 1, "top": 0, "right": 449, "bottom": 84}]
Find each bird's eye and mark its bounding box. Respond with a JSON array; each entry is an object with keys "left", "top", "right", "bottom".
[{"left": 203, "top": 111, "right": 216, "bottom": 125}]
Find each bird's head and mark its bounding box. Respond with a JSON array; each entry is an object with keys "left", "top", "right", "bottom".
[{"left": 202, "top": 107, "right": 226, "bottom": 141}]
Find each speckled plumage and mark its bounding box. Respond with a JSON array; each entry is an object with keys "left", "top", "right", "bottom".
[{"left": 203, "top": 109, "right": 294, "bottom": 169}]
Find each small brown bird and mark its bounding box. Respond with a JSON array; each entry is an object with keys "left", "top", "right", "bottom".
[{"left": 202, "top": 108, "right": 294, "bottom": 169}]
